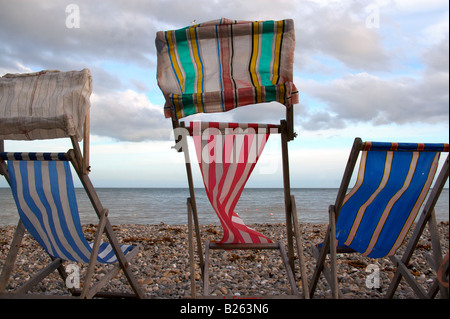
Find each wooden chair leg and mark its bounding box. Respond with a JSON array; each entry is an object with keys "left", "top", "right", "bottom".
[
  {"left": 329, "top": 205, "right": 339, "bottom": 299},
  {"left": 81, "top": 208, "right": 109, "bottom": 298},
  {"left": 427, "top": 211, "right": 448, "bottom": 298},
  {"left": 290, "top": 195, "right": 310, "bottom": 299},
  {"left": 309, "top": 227, "right": 330, "bottom": 298},
  {"left": 203, "top": 240, "right": 211, "bottom": 296},
  {"left": 16, "top": 258, "right": 64, "bottom": 294},
  {"left": 435, "top": 253, "right": 449, "bottom": 298},
  {"left": 281, "top": 124, "right": 295, "bottom": 272},
  {"left": 279, "top": 242, "right": 298, "bottom": 295},
  {"left": 0, "top": 220, "right": 26, "bottom": 293},
  {"left": 83, "top": 245, "right": 141, "bottom": 299},
  {"left": 309, "top": 204, "right": 342, "bottom": 299},
  {"left": 386, "top": 209, "right": 447, "bottom": 299},
  {"left": 76, "top": 170, "right": 144, "bottom": 299},
  {"left": 191, "top": 200, "right": 204, "bottom": 277},
  {"left": 187, "top": 198, "right": 197, "bottom": 298}
]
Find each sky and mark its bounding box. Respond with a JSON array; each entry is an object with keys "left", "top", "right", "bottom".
[{"left": 0, "top": 0, "right": 449, "bottom": 188}]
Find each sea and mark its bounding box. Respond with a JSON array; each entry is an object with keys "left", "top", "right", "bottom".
[{"left": 0, "top": 188, "right": 448, "bottom": 226}]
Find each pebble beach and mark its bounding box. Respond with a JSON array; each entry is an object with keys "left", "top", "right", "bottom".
[{"left": 0, "top": 222, "right": 448, "bottom": 299}]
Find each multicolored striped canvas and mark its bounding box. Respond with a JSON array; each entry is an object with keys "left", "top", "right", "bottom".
[
  {"left": 156, "top": 18, "right": 298, "bottom": 119},
  {"left": 2, "top": 152, "right": 134, "bottom": 263},
  {"left": 190, "top": 122, "right": 274, "bottom": 244},
  {"left": 335, "top": 142, "right": 449, "bottom": 258}
]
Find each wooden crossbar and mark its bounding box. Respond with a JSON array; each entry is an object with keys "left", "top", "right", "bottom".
[
  {"left": 209, "top": 243, "right": 280, "bottom": 250},
  {"left": 183, "top": 121, "right": 281, "bottom": 136}
]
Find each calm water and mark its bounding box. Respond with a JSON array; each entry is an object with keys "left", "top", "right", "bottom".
[{"left": 0, "top": 188, "right": 448, "bottom": 226}]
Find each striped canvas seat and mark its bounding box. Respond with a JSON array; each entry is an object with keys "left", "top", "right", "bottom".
[
  {"left": 309, "top": 138, "right": 449, "bottom": 298},
  {"left": 190, "top": 122, "right": 279, "bottom": 244},
  {"left": 1, "top": 152, "right": 134, "bottom": 264},
  {"left": 335, "top": 142, "right": 447, "bottom": 258}
]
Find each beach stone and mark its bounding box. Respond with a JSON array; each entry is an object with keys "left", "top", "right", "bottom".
[
  {"left": 0, "top": 222, "right": 448, "bottom": 298},
  {"left": 219, "top": 286, "right": 228, "bottom": 294}
]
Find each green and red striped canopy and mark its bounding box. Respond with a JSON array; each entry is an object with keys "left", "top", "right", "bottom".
[{"left": 156, "top": 18, "right": 298, "bottom": 120}]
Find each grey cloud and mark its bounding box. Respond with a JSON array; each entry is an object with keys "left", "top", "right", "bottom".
[
  {"left": 422, "top": 35, "right": 449, "bottom": 72},
  {"left": 293, "top": 5, "right": 449, "bottom": 131},
  {"left": 1, "top": 0, "right": 448, "bottom": 141},
  {"left": 0, "top": 1, "right": 157, "bottom": 69},
  {"left": 293, "top": 1, "right": 392, "bottom": 72},
  {"left": 296, "top": 107, "right": 346, "bottom": 131},
  {"left": 300, "top": 73, "right": 448, "bottom": 128},
  {"left": 6, "top": 0, "right": 391, "bottom": 74},
  {"left": 90, "top": 90, "right": 172, "bottom": 141},
  {"left": 297, "top": 36, "right": 449, "bottom": 130},
  {"left": 89, "top": 66, "right": 123, "bottom": 94}
]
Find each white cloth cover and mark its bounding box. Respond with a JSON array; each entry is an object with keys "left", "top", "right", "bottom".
[{"left": 0, "top": 69, "right": 92, "bottom": 141}]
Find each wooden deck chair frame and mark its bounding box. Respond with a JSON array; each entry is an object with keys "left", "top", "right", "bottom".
[
  {"left": 0, "top": 141, "right": 144, "bottom": 299},
  {"left": 157, "top": 18, "right": 309, "bottom": 298},
  {"left": 175, "top": 112, "right": 309, "bottom": 299},
  {"left": 0, "top": 70, "right": 144, "bottom": 299},
  {"left": 309, "top": 137, "right": 449, "bottom": 299}
]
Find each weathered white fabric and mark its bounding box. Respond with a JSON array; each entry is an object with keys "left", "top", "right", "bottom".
[{"left": 0, "top": 69, "right": 92, "bottom": 141}]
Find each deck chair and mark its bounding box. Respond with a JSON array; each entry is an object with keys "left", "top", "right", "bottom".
[
  {"left": 0, "top": 69, "right": 144, "bottom": 298},
  {"left": 309, "top": 137, "right": 449, "bottom": 299},
  {"left": 156, "top": 18, "right": 309, "bottom": 298}
]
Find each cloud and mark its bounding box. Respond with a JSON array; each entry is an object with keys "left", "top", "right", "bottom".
[
  {"left": 302, "top": 1, "right": 449, "bottom": 131},
  {"left": 0, "top": 1, "right": 392, "bottom": 72},
  {"left": 1, "top": 0, "right": 448, "bottom": 142},
  {"left": 422, "top": 34, "right": 449, "bottom": 71},
  {"left": 393, "top": 0, "right": 448, "bottom": 13},
  {"left": 293, "top": 1, "right": 392, "bottom": 72},
  {"left": 90, "top": 90, "right": 172, "bottom": 141},
  {"left": 297, "top": 108, "right": 346, "bottom": 131},
  {"left": 297, "top": 36, "right": 449, "bottom": 130}
]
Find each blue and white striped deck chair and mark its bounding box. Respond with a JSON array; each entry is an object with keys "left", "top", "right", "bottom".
[
  {"left": 3, "top": 152, "right": 134, "bottom": 264},
  {"left": 309, "top": 138, "right": 449, "bottom": 299},
  {"left": 0, "top": 69, "right": 143, "bottom": 298},
  {"left": 0, "top": 152, "right": 143, "bottom": 298}
]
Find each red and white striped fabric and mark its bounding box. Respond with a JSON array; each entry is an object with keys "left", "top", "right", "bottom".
[{"left": 191, "top": 122, "right": 273, "bottom": 244}]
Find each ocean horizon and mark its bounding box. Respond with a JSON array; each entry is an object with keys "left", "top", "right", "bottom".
[{"left": 1, "top": 187, "right": 448, "bottom": 226}]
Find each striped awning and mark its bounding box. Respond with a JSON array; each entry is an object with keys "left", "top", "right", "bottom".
[
  {"left": 0, "top": 69, "right": 92, "bottom": 141},
  {"left": 156, "top": 18, "right": 298, "bottom": 120}
]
